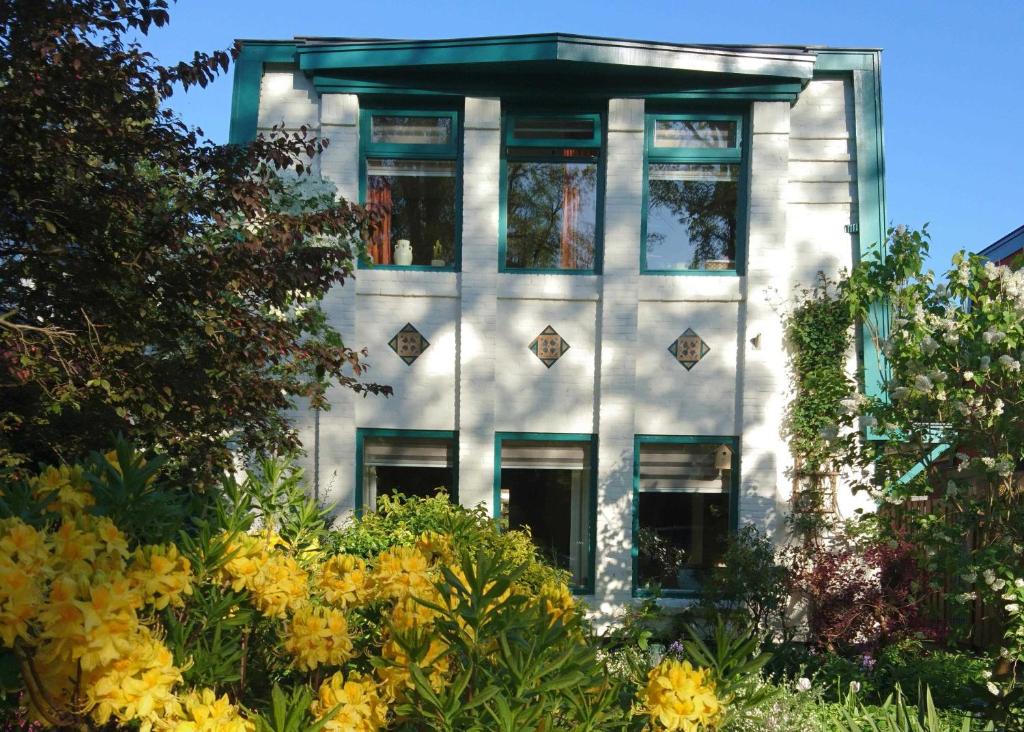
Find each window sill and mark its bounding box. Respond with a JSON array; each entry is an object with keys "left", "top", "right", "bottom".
[
  {"left": 642, "top": 269, "right": 740, "bottom": 277},
  {"left": 358, "top": 263, "right": 459, "bottom": 273}
]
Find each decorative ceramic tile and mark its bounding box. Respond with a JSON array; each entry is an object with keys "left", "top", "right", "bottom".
[
  {"left": 388, "top": 323, "right": 429, "bottom": 365},
  {"left": 668, "top": 328, "right": 710, "bottom": 370},
  {"left": 529, "top": 325, "right": 570, "bottom": 368}
]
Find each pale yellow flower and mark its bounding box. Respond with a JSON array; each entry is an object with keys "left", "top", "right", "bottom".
[{"left": 641, "top": 659, "right": 721, "bottom": 732}]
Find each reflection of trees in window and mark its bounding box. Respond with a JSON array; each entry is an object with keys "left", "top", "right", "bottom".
[
  {"left": 646, "top": 164, "right": 738, "bottom": 269},
  {"left": 506, "top": 159, "right": 597, "bottom": 270},
  {"left": 366, "top": 159, "right": 456, "bottom": 265}
]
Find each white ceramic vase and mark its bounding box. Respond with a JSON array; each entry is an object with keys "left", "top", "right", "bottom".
[{"left": 394, "top": 239, "right": 413, "bottom": 266}]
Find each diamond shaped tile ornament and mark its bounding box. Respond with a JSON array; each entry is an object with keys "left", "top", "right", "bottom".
[
  {"left": 668, "top": 328, "right": 710, "bottom": 370},
  {"left": 388, "top": 323, "right": 429, "bottom": 365},
  {"left": 529, "top": 325, "right": 570, "bottom": 368}
]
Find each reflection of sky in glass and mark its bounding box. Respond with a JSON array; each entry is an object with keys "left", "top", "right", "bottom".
[{"left": 646, "top": 163, "right": 739, "bottom": 271}]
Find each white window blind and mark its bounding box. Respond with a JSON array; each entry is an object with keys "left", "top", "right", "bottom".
[
  {"left": 363, "top": 438, "right": 454, "bottom": 468},
  {"left": 500, "top": 440, "right": 590, "bottom": 470},
  {"left": 638, "top": 443, "right": 731, "bottom": 494}
]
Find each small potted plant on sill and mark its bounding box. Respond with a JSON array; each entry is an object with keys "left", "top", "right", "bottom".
[{"left": 431, "top": 239, "right": 446, "bottom": 267}]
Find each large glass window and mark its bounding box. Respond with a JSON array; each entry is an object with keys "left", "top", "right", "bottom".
[
  {"left": 361, "top": 111, "right": 459, "bottom": 269},
  {"left": 634, "top": 438, "right": 737, "bottom": 595},
  {"left": 502, "top": 114, "right": 602, "bottom": 273},
  {"left": 358, "top": 431, "right": 457, "bottom": 512},
  {"left": 496, "top": 435, "right": 595, "bottom": 591},
  {"left": 643, "top": 115, "right": 744, "bottom": 274}
]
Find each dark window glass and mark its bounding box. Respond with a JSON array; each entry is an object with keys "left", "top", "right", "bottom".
[
  {"left": 653, "top": 119, "right": 737, "bottom": 149},
  {"left": 636, "top": 442, "right": 732, "bottom": 593},
  {"left": 373, "top": 466, "right": 452, "bottom": 501},
  {"left": 506, "top": 148, "right": 598, "bottom": 271},
  {"left": 512, "top": 117, "right": 595, "bottom": 141},
  {"left": 645, "top": 163, "right": 739, "bottom": 271},
  {"left": 371, "top": 115, "right": 452, "bottom": 146},
  {"left": 366, "top": 159, "right": 456, "bottom": 266}
]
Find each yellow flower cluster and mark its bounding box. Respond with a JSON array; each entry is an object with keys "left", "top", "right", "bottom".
[
  {"left": 318, "top": 554, "right": 371, "bottom": 609},
  {"left": 217, "top": 532, "right": 308, "bottom": 618},
  {"left": 642, "top": 659, "right": 721, "bottom": 732},
  {"left": 535, "top": 581, "right": 577, "bottom": 627},
  {"left": 0, "top": 507, "right": 193, "bottom": 732},
  {"left": 370, "top": 545, "right": 434, "bottom": 601},
  {"left": 164, "top": 688, "right": 254, "bottom": 732},
  {"left": 378, "top": 634, "right": 450, "bottom": 700},
  {"left": 284, "top": 605, "right": 354, "bottom": 671},
  {"left": 31, "top": 465, "right": 95, "bottom": 515},
  {"left": 311, "top": 671, "right": 388, "bottom": 732}
]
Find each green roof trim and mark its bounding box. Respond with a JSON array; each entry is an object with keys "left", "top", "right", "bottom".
[
  {"left": 228, "top": 41, "right": 298, "bottom": 145},
  {"left": 815, "top": 50, "right": 890, "bottom": 419}
]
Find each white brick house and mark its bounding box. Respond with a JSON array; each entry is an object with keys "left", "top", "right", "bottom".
[{"left": 229, "top": 34, "right": 886, "bottom": 616}]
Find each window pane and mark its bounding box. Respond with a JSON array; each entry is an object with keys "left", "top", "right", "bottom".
[
  {"left": 653, "top": 119, "right": 737, "bottom": 148},
  {"left": 366, "top": 159, "right": 456, "bottom": 266},
  {"left": 371, "top": 115, "right": 452, "bottom": 146},
  {"left": 636, "top": 442, "right": 732, "bottom": 593},
  {"left": 499, "top": 439, "right": 593, "bottom": 589},
  {"left": 506, "top": 154, "right": 598, "bottom": 270},
  {"left": 362, "top": 436, "right": 455, "bottom": 510},
  {"left": 512, "top": 116, "right": 594, "bottom": 141},
  {"left": 646, "top": 163, "right": 739, "bottom": 271}
]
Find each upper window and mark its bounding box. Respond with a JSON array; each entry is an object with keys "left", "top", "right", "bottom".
[
  {"left": 360, "top": 111, "right": 460, "bottom": 270},
  {"left": 633, "top": 437, "right": 738, "bottom": 596},
  {"left": 357, "top": 430, "right": 457, "bottom": 513},
  {"left": 501, "top": 113, "right": 603, "bottom": 273},
  {"left": 495, "top": 434, "right": 596, "bottom": 592},
  {"left": 642, "top": 114, "right": 744, "bottom": 274}
]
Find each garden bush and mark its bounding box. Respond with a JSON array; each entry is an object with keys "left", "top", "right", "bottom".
[{"left": 2, "top": 445, "right": 753, "bottom": 731}]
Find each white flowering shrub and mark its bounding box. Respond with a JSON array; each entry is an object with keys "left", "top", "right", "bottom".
[{"left": 834, "top": 226, "right": 1024, "bottom": 687}]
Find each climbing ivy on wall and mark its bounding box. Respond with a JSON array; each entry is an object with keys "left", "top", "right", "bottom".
[{"left": 784, "top": 276, "right": 856, "bottom": 539}]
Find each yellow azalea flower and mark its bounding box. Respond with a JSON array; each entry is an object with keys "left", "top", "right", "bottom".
[
  {"left": 36, "top": 573, "right": 88, "bottom": 663},
  {"left": 0, "top": 518, "right": 49, "bottom": 569},
  {"left": 31, "top": 464, "right": 95, "bottom": 515},
  {"left": 49, "top": 519, "right": 101, "bottom": 573},
  {"left": 371, "top": 545, "right": 434, "bottom": 602},
  {"left": 284, "top": 605, "right": 354, "bottom": 671},
  {"left": 84, "top": 629, "right": 183, "bottom": 732},
  {"left": 641, "top": 659, "right": 721, "bottom": 732},
  {"left": 216, "top": 532, "right": 308, "bottom": 617},
  {"left": 130, "top": 544, "right": 194, "bottom": 610},
  {"left": 71, "top": 575, "right": 143, "bottom": 670},
  {"left": 536, "top": 581, "right": 576, "bottom": 627},
  {"left": 415, "top": 531, "right": 456, "bottom": 564},
  {"left": 86, "top": 515, "right": 131, "bottom": 560},
  {"left": 163, "top": 687, "right": 254, "bottom": 732},
  {"left": 0, "top": 563, "right": 42, "bottom": 647},
  {"left": 378, "top": 634, "right": 450, "bottom": 701},
  {"left": 318, "top": 554, "right": 370, "bottom": 609},
  {"left": 311, "top": 671, "right": 388, "bottom": 732},
  {"left": 389, "top": 591, "right": 442, "bottom": 632}
]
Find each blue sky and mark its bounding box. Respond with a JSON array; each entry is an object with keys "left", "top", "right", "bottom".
[{"left": 142, "top": 0, "right": 1024, "bottom": 270}]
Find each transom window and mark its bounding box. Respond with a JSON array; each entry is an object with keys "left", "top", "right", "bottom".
[
  {"left": 501, "top": 113, "right": 603, "bottom": 273},
  {"left": 495, "top": 434, "right": 596, "bottom": 592},
  {"left": 356, "top": 430, "right": 457, "bottom": 513},
  {"left": 633, "top": 436, "right": 738, "bottom": 596},
  {"left": 360, "top": 110, "right": 460, "bottom": 270},
  {"left": 642, "top": 114, "right": 744, "bottom": 274}
]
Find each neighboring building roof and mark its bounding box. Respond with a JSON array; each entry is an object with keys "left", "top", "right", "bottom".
[{"left": 979, "top": 224, "right": 1024, "bottom": 266}]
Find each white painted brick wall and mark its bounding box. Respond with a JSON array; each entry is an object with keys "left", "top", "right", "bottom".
[{"left": 253, "top": 68, "right": 870, "bottom": 613}]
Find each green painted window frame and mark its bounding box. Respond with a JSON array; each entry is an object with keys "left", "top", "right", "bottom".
[
  {"left": 358, "top": 108, "right": 463, "bottom": 272},
  {"left": 493, "top": 432, "right": 598, "bottom": 595},
  {"left": 354, "top": 428, "right": 459, "bottom": 516},
  {"left": 640, "top": 112, "right": 748, "bottom": 277},
  {"left": 631, "top": 434, "right": 740, "bottom": 599},
  {"left": 499, "top": 112, "right": 606, "bottom": 275}
]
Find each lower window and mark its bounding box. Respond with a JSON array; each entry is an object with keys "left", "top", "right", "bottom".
[
  {"left": 635, "top": 438, "right": 736, "bottom": 594},
  {"left": 496, "top": 435, "right": 595, "bottom": 591},
  {"left": 358, "top": 431, "right": 456, "bottom": 512}
]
